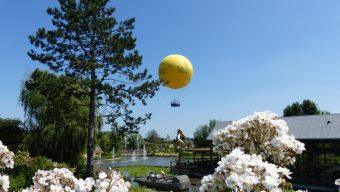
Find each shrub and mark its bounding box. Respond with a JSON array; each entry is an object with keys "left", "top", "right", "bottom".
[{"left": 5, "top": 151, "right": 68, "bottom": 191}]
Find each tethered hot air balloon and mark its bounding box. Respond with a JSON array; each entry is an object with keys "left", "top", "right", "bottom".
[{"left": 158, "top": 54, "right": 193, "bottom": 107}]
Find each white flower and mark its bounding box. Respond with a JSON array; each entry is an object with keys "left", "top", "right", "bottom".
[
  {"left": 50, "top": 184, "right": 63, "bottom": 192},
  {"left": 24, "top": 168, "right": 130, "bottom": 192},
  {"left": 200, "top": 148, "right": 290, "bottom": 192},
  {"left": 0, "top": 140, "right": 14, "bottom": 169},
  {"left": 263, "top": 175, "right": 280, "bottom": 190},
  {"left": 98, "top": 171, "right": 108, "bottom": 179},
  {"left": 75, "top": 178, "right": 95, "bottom": 192},
  {"left": 213, "top": 111, "right": 305, "bottom": 167},
  {"left": 0, "top": 174, "right": 9, "bottom": 192},
  {"left": 335, "top": 178, "right": 340, "bottom": 186}
]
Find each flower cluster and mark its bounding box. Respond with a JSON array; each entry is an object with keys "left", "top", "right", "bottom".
[
  {"left": 200, "top": 149, "right": 291, "bottom": 192},
  {"left": 0, "top": 140, "right": 14, "bottom": 169},
  {"left": 201, "top": 112, "right": 306, "bottom": 192},
  {"left": 23, "top": 168, "right": 79, "bottom": 191},
  {"left": 334, "top": 178, "right": 340, "bottom": 188},
  {"left": 0, "top": 140, "right": 14, "bottom": 192},
  {"left": 213, "top": 111, "right": 305, "bottom": 167},
  {"left": 23, "top": 168, "right": 130, "bottom": 192},
  {"left": 0, "top": 174, "right": 9, "bottom": 192},
  {"left": 94, "top": 169, "right": 131, "bottom": 192}
]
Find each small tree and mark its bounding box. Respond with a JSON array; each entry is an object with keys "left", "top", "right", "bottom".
[
  {"left": 145, "top": 129, "right": 161, "bottom": 143},
  {"left": 193, "top": 119, "right": 216, "bottom": 148},
  {"left": 0, "top": 118, "right": 25, "bottom": 151},
  {"left": 28, "top": 0, "right": 160, "bottom": 176},
  {"left": 20, "top": 69, "right": 91, "bottom": 166},
  {"left": 97, "top": 131, "right": 112, "bottom": 155},
  {"left": 283, "top": 99, "right": 329, "bottom": 117},
  {"left": 127, "top": 133, "right": 144, "bottom": 149}
]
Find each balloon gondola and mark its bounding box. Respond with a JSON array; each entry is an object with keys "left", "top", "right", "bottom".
[
  {"left": 158, "top": 54, "right": 193, "bottom": 108},
  {"left": 171, "top": 99, "right": 180, "bottom": 107}
]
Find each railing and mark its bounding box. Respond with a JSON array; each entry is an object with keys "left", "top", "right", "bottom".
[
  {"left": 290, "top": 166, "right": 339, "bottom": 191},
  {"left": 170, "top": 158, "right": 218, "bottom": 176}
]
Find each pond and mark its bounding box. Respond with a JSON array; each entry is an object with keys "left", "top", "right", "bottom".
[{"left": 95, "top": 156, "right": 176, "bottom": 168}]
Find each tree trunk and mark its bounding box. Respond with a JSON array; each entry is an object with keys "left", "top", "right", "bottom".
[{"left": 86, "top": 69, "right": 96, "bottom": 177}]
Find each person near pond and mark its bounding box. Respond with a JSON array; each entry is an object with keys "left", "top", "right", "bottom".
[
  {"left": 176, "top": 129, "right": 186, "bottom": 149},
  {"left": 147, "top": 171, "right": 166, "bottom": 182},
  {"left": 156, "top": 171, "right": 165, "bottom": 179}
]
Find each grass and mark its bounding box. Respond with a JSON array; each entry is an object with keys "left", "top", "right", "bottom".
[
  {"left": 129, "top": 186, "right": 157, "bottom": 192},
  {"left": 153, "top": 152, "right": 178, "bottom": 157},
  {"left": 115, "top": 165, "right": 171, "bottom": 177},
  {"left": 114, "top": 166, "right": 171, "bottom": 192}
]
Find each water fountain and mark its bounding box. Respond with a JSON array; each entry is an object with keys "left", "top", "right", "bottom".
[
  {"left": 143, "top": 145, "right": 148, "bottom": 159},
  {"left": 111, "top": 147, "right": 116, "bottom": 164},
  {"left": 130, "top": 151, "right": 137, "bottom": 161},
  {"left": 136, "top": 135, "right": 139, "bottom": 160},
  {"left": 121, "top": 135, "right": 129, "bottom": 162}
]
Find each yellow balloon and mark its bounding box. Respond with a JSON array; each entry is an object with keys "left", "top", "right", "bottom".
[{"left": 158, "top": 54, "right": 193, "bottom": 89}]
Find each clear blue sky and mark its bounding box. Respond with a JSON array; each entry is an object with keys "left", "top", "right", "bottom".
[{"left": 1, "top": 1, "right": 340, "bottom": 139}]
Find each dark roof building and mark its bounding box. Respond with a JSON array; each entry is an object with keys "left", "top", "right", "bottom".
[{"left": 208, "top": 114, "right": 340, "bottom": 141}]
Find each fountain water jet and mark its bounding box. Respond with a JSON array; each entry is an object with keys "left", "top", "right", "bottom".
[
  {"left": 131, "top": 151, "right": 137, "bottom": 161},
  {"left": 111, "top": 147, "right": 116, "bottom": 164},
  {"left": 143, "top": 145, "right": 148, "bottom": 159},
  {"left": 121, "top": 135, "right": 129, "bottom": 162},
  {"left": 136, "top": 135, "right": 139, "bottom": 160}
]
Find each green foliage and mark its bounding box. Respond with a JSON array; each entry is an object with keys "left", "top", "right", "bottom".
[
  {"left": 74, "top": 155, "right": 87, "bottom": 178},
  {"left": 283, "top": 182, "right": 293, "bottom": 191},
  {"left": 0, "top": 118, "right": 26, "bottom": 152},
  {"left": 97, "top": 131, "right": 113, "bottom": 156},
  {"left": 129, "top": 186, "right": 157, "bottom": 192},
  {"left": 145, "top": 130, "right": 161, "bottom": 144},
  {"left": 283, "top": 99, "right": 329, "bottom": 117},
  {"left": 193, "top": 119, "right": 216, "bottom": 148},
  {"left": 283, "top": 102, "right": 303, "bottom": 117},
  {"left": 104, "top": 166, "right": 170, "bottom": 191},
  {"left": 145, "top": 142, "right": 157, "bottom": 156},
  {"left": 19, "top": 69, "right": 91, "bottom": 166},
  {"left": 5, "top": 151, "right": 68, "bottom": 191},
  {"left": 127, "top": 133, "right": 145, "bottom": 149},
  {"left": 28, "top": 0, "right": 160, "bottom": 176}
]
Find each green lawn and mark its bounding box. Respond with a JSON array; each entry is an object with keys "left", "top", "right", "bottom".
[
  {"left": 115, "top": 165, "right": 171, "bottom": 177},
  {"left": 114, "top": 166, "right": 171, "bottom": 192}
]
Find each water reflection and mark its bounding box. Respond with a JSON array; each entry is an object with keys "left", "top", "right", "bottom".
[{"left": 95, "top": 156, "right": 176, "bottom": 168}]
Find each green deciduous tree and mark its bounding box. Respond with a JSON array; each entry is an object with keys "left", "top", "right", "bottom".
[
  {"left": 20, "top": 69, "right": 93, "bottom": 166},
  {"left": 145, "top": 129, "right": 161, "bottom": 144},
  {"left": 283, "top": 99, "right": 330, "bottom": 117},
  {"left": 28, "top": 0, "right": 159, "bottom": 176},
  {"left": 193, "top": 119, "right": 217, "bottom": 148},
  {"left": 127, "top": 133, "right": 144, "bottom": 149},
  {"left": 0, "top": 118, "right": 26, "bottom": 151}
]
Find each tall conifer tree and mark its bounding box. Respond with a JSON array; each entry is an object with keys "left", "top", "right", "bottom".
[{"left": 28, "top": 0, "right": 159, "bottom": 176}]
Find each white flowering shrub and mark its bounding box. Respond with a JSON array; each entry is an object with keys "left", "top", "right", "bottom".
[
  {"left": 23, "top": 168, "right": 130, "bottom": 192},
  {"left": 94, "top": 170, "right": 131, "bottom": 192},
  {"left": 200, "top": 149, "right": 291, "bottom": 192},
  {"left": 23, "top": 168, "right": 80, "bottom": 191},
  {"left": 213, "top": 111, "right": 305, "bottom": 167},
  {"left": 0, "top": 141, "right": 14, "bottom": 169},
  {"left": 201, "top": 112, "right": 306, "bottom": 192},
  {"left": 0, "top": 140, "right": 14, "bottom": 192},
  {"left": 334, "top": 178, "right": 340, "bottom": 191},
  {"left": 0, "top": 140, "right": 130, "bottom": 192},
  {"left": 0, "top": 174, "right": 9, "bottom": 192}
]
